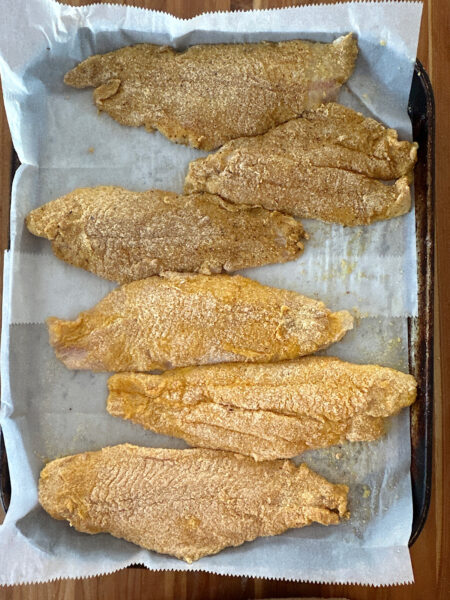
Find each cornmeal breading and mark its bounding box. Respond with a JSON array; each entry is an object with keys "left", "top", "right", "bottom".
[
  {"left": 107, "top": 357, "right": 416, "bottom": 460},
  {"left": 185, "top": 103, "right": 417, "bottom": 225},
  {"left": 26, "top": 187, "right": 306, "bottom": 283},
  {"left": 64, "top": 35, "right": 358, "bottom": 150},
  {"left": 47, "top": 273, "right": 353, "bottom": 372},
  {"left": 38, "top": 444, "right": 349, "bottom": 562}
]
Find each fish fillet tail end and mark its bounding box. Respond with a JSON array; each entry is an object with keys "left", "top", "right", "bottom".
[
  {"left": 329, "top": 310, "right": 354, "bottom": 344},
  {"left": 386, "top": 176, "right": 412, "bottom": 220},
  {"left": 297, "top": 463, "right": 350, "bottom": 524},
  {"left": 333, "top": 33, "right": 359, "bottom": 80},
  {"left": 329, "top": 484, "right": 350, "bottom": 521},
  {"left": 47, "top": 316, "right": 91, "bottom": 371},
  {"left": 64, "top": 55, "right": 102, "bottom": 88},
  {"left": 25, "top": 210, "right": 45, "bottom": 238}
]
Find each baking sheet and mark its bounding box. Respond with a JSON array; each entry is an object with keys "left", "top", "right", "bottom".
[{"left": 0, "top": 0, "right": 422, "bottom": 586}]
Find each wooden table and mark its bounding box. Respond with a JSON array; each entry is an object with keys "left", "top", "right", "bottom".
[{"left": 0, "top": 0, "right": 448, "bottom": 598}]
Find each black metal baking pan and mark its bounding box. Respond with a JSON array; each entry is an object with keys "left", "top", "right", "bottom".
[
  {"left": 407, "top": 59, "right": 435, "bottom": 545},
  {"left": 0, "top": 61, "right": 435, "bottom": 546}
]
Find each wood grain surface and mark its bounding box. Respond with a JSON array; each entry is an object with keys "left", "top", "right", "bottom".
[{"left": 0, "top": 0, "right": 449, "bottom": 598}]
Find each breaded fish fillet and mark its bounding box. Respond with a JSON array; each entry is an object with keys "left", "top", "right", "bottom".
[
  {"left": 47, "top": 273, "right": 353, "bottom": 372},
  {"left": 107, "top": 357, "right": 416, "bottom": 461},
  {"left": 26, "top": 187, "right": 306, "bottom": 284},
  {"left": 64, "top": 35, "right": 358, "bottom": 150},
  {"left": 185, "top": 103, "right": 418, "bottom": 225},
  {"left": 38, "top": 444, "right": 349, "bottom": 562}
]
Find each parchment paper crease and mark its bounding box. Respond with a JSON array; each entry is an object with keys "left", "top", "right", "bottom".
[{"left": 0, "top": 0, "right": 422, "bottom": 586}]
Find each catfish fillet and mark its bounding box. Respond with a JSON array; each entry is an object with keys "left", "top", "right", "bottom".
[
  {"left": 26, "top": 187, "right": 306, "bottom": 283},
  {"left": 47, "top": 273, "right": 353, "bottom": 372},
  {"left": 64, "top": 35, "right": 358, "bottom": 150},
  {"left": 107, "top": 357, "right": 416, "bottom": 460},
  {"left": 38, "top": 444, "right": 349, "bottom": 562},
  {"left": 185, "top": 103, "right": 418, "bottom": 225}
]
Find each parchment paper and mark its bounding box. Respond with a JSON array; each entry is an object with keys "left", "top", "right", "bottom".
[{"left": 0, "top": 0, "right": 422, "bottom": 586}]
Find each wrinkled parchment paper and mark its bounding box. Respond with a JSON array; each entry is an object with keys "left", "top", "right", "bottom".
[{"left": 0, "top": 0, "right": 422, "bottom": 586}]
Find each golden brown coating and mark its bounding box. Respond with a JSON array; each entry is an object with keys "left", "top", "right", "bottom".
[
  {"left": 47, "top": 273, "right": 353, "bottom": 372},
  {"left": 64, "top": 35, "right": 358, "bottom": 150},
  {"left": 184, "top": 103, "right": 418, "bottom": 225},
  {"left": 26, "top": 187, "right": 306, "bottom": 284},
  {"left": 107, "top": 357, "right": 416, "bottom": 461},
  {"left": 38, "top": 444, "right": 349, "bottom": 562}
]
